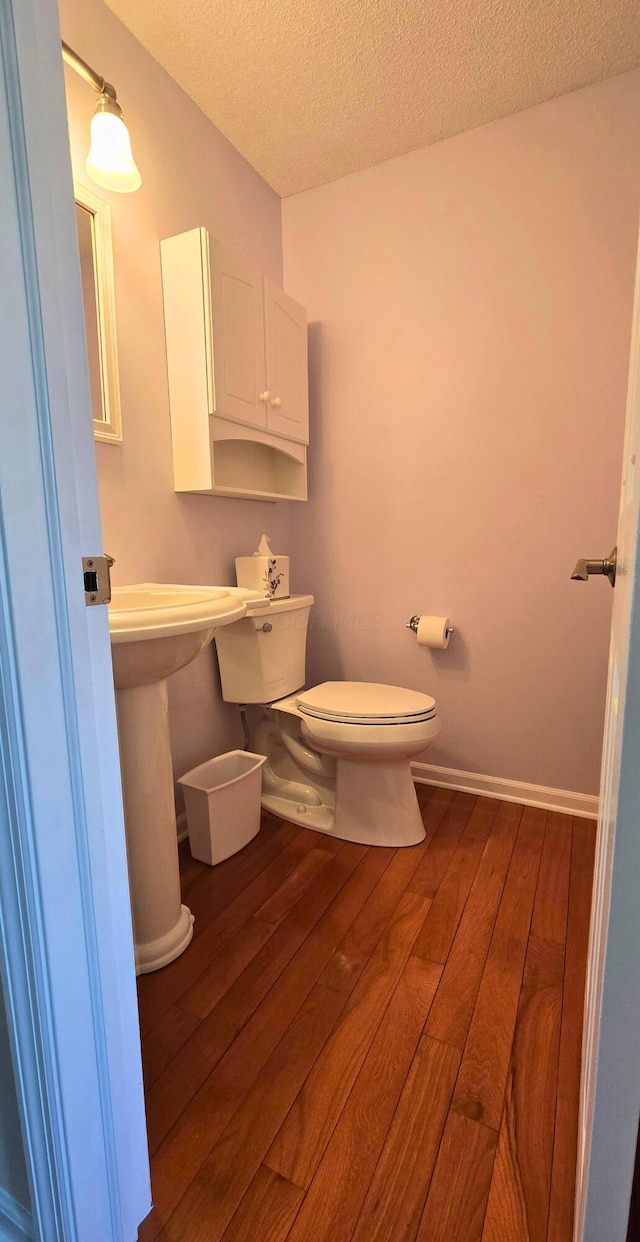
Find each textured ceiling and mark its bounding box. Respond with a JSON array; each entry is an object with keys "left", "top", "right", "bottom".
[{"left": 106, "top": 0, "right": 640, "bottom": 195}]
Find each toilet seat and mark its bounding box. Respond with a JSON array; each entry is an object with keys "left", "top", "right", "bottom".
[{"left": 296, "top": 681, "right": 437, "bottom": 726}]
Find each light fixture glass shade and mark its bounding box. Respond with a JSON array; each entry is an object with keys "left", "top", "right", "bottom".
[{"left": 86, "top": 110, "right": 142, "bottom": 194}]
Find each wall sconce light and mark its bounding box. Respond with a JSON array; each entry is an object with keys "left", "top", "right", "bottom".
[{"left": 62, "top": 41, "right": 142, "bottom": 194}]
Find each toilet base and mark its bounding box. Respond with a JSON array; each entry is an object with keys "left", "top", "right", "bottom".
[
  {"left": 261, "top": 755, "right": 425, "bottom": 848},
  {"left": 255, "top": 703, "right": 431, "bottom": 848},
  {"left": 261, "top": 792, "right": 336, "bottom": 836},
  {"left": 334, "top": 757, "right": 426, "bottom": 847}
]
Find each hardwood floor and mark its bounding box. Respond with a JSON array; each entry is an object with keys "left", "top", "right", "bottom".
[{"left": 136, "top": 787, "right": 596, "bottom": 1242}]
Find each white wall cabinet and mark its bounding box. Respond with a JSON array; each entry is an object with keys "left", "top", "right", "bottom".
[
  {"left": 207, "top": 236, "right": 267, "bottom": 431},
  {"left": 160, "top": 228, "right": 309, "bottom": 501},
  {"left": 264, "top": 280, "right": 309, "bottom": 442}
]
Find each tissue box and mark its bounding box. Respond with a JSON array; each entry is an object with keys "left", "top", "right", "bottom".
[{"left": 235, "top": 554, "right": 290, "bottom": 599}]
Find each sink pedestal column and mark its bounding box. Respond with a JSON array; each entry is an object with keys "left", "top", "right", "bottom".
[{"left": 116, "top": 679, "right": 194, "bottom": 974}]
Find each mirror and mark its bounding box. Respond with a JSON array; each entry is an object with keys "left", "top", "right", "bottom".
[{"left": 74, "top": 182, "right": 122, "bottom": 443}]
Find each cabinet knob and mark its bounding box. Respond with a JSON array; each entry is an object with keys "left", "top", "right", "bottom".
[
  {"left": 259, "top": 391, "right": 271, "bottom": 403},
  {"left": 270, "top": 396, "right": 282, "bottom": 408}
]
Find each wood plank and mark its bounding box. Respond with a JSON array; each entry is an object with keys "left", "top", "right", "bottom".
[
  {"left": 351, "top": 1034, "right": 461, "bottom": 1242},
  {"left": 178, "top": 843, "right": 350, "bottom": 1019},
  {"left": 142, "top": 1005, "right": 201, "bottom": 1092},
  {"left": 220, "top": 1167, "right": 304, "bottom": 1242},
  {"left": 138, "top": 800, "right": 594, "bottom": 1242},
  {"left": 531, "top": 812, "right": 572, "bottom": 945},
  {"left": 178, "top": 915, "right": 279, "bottom": 1019},
  {"left": 415, "top": 786, "right": 462, "bottom": 846},
  {"left": 265, "top": 888, "right": 431, "bottom": 1188},
  {"left": 462, "top": 795, "right": 502, "bottom": 842},
  {"left": 416, "top": 1111, "right": 498, "bottom": 1242},
  {"left": 175, "top": 832, "right": 328, "bottom": 1023},
  {"left": 452, "top": 806, "right": 546, "bottom": 1130},
  {"left": 315, "top": 785, "right": 455, "bottom": 998},
  {"left": 547, "top": 818, "right": 596, "bottom": 1242},
  {"left": 408, "top": 792, "right": 477, "bottom": 897},
  {"left": 253, "top": 842, "right": 345, "bottom": 926},
  {"left": 413, "top": 832, "right": 488, "bottom": 964},
  {"left": 182, "top": 823, "right": 312, "bottom": 919},
  {"left": 482, "top": 935, "right": 564, "bottom": 1242},
  {"left": 319, "top": 845, "right": 422, "bottom": 995},
  {"left": 414, "top": 783, "right": 455, "bottom": 817},
  {"left": 425, "top": 801, "right": 522, "bottom": 1048},
  {"left": 179, "top": 845, "right": 358, "bottom": 1025},
  {"left": 303, "top": 832, "right": 346, "bottom": 854},
  {"left": 180, "top": 817, "right": 298, "bottom": 934},
  {"left": 145, "top": 842, "right": 366, "bottom": 1155},
  {"left": 137, "top": 820, "right": 309, "bottom": 1034},
  {"left": 139, "top": 839, "right": 323, "bottom": 1083},
  {"left": 286, "top": 955, "right": 442, "bottom": 1242},
  {"left": 144, "top": 846, "right": 390, "bottom": 1234},
  {"left": 156, "top": 984, "right": 346, "bottom": 1241}
]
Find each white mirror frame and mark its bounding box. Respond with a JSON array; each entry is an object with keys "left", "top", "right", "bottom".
[{"left": 74, "top": 180, "right": 122, "bottom": 443}]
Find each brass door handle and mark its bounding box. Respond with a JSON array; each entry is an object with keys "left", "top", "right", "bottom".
[{"left": 570, "top": 547, "right": 617, "bottom": 587}]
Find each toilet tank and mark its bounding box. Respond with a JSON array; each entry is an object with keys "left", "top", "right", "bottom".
[{"left": 215, "top": 594, "right": 314, "bottom": 704}]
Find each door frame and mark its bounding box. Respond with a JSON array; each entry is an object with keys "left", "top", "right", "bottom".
[{"left": 0, "top": 0, "right": 149, "bottom": 1238}]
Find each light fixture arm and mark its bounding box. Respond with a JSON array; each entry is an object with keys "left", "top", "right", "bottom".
[{"left": 61, "top": 41, "right": 119, "bottom": 105}]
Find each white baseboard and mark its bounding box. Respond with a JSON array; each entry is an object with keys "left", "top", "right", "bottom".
[
  {"left": 176, "top": 811, "right": 188, "bottom": 843},
  {"left": 411, "top": 762, "right": 599, "bottom": 820}
]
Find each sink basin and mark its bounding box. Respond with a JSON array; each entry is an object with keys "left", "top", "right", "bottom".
[
  {"left": 109, "top": 583, "right": 247, "bottom": 641},
  {"left": 108, "top": 583, "right": 253, "bottom": 974},
  {"left": 109, "top": 584, "right": 247, "bottom": 688}
]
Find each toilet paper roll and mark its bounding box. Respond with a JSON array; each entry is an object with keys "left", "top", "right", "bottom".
[{"left": 416, "top": 616, "right": 451, "bottom": 650}]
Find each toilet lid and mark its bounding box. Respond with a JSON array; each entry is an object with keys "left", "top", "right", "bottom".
[{"left": 297, "top": 681, "right": 437, "bottom": 725}]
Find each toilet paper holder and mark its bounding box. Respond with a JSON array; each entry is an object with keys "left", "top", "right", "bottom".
[{"left": 406, "top": 615, "right": 454, "bottom": 639}]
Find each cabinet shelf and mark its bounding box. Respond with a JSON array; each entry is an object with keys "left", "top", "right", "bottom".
[
  {"left": 207, "top": 428, "right": 306, "bottom": 502},
  {"left": 204, "top": 485, "right": 307, "bottom": 503}
]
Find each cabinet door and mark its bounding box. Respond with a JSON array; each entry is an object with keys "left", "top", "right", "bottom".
[
  {"left": 264, "top": 280, "right": 309, "bottom": 443},
  {"left": 208, "top": 238, "right": 267, "bottom": 429}
]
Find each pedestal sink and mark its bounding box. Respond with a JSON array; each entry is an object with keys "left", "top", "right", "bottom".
[{"left": 109, "top": 584, "right": 249, "bottom": 974}]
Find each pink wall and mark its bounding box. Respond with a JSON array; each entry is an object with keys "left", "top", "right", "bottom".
[
  {"left": 60, "top": 0, "right": 293, "bottom": 783},
  {"left": 283, "top": 73, "right": 640, "bottom": 795},
  {"left": 60, "top": 1, "right": 640, "bottom": 800}
]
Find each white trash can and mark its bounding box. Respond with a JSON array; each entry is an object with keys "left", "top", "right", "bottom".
[{"left": 177, "top": 750, "right": 266, "bottom": 866}]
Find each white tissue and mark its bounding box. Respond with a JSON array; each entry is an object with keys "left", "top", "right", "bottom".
[{"left": 255, "top": 534, "right": 272, "bottom": 556}]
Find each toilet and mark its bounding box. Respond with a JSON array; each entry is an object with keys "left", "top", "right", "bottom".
[{"left": 214, "top": 594, "right": 440, "bottom": 847}]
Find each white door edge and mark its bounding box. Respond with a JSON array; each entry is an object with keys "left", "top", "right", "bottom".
[{"left": 574, "top": 225, "right": 640, "bottom": 1240}]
